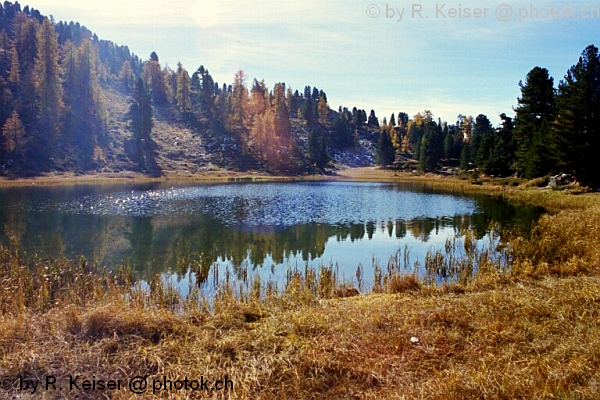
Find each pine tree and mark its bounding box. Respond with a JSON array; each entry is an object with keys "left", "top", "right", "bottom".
[
  {"left": 514, "top": 67, "right": 557, "bottom": 178},
  {"left": 308, "top": 129, "right": 328, "bottom": 169},
  {"left": 419, "top": 121, "right": 443, "bottom": 172},
  {"left": 376, "top": 125, "right": 395, "bottom": 166},
  {"left": 460, "top": 144, "right": 470, "bottom": 170},
  {"left": 471, "top": 114, "right": 491, "bottom": 164},
  {"left": 477, "top": 114, "right": 514, "bottom": 176},
  {"left": 273, "top": 82, "right": 291, "bottom": 138},
  {"left": 331, "top": 114, "right": 353, "bottom": 149},
  {"left": 553, "top": 45, "right": 600, "bottom": 186},
  {"left": 129, "top": 77, "right": 153, "bottom": 142},
  {"left": 368, "top": 109, "right": 379, "bottom": 127}
]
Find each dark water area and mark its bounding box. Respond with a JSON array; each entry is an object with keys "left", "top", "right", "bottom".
[{"left": 0, "top": 181, "right": 543, "bottom": 294}]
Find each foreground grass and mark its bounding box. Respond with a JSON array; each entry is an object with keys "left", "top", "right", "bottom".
[{"left": 1, "top": 174, "right": 599, "bottom": 399}]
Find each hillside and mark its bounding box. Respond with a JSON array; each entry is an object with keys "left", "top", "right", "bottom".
[{"left": 0, "top": 1, "right": 384, "bottom": 178}]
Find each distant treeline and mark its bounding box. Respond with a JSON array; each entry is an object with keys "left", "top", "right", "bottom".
[{"left": 373, "top": 45, "right": 600, "bottom": 187}]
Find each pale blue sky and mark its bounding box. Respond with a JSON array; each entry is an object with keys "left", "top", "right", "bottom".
[{"left": 26, "top": 0, "right": 599, "bottom": 125}]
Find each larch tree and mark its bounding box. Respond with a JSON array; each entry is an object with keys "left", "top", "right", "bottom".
[
  {"left": 119, "top": 59, "right": 134, "bottom": 92},
  {"left": 35, "top": 18, "right": 63, "bottom": 146},
  {"left": 143, "top": 52, "right": 169, "bottom": 105},
  {"left": 176, "top": 62, "right": 191, "bottom": 114},
  {"left": 317, "top": 95, "right": 328, "bottom": 123},
  {"left": 2, "top": 110, "right": 25, "bottom": 159}
]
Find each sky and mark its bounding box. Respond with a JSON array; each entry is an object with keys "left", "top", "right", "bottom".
[{"left": 23, "top": 0, "right": 600, "bottom": 126}]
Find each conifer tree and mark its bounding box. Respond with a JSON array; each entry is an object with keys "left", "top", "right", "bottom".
[
  {"left": 317, "top": 95, "right": 328, "bottom": 123},
  {"left": 2, "top": 110, "right": 25, "bottom": 159},
  {"left": 368, "top": 109, "right": 379, "bottom": 127},
  {"left": 376, "top": 125, "right": 395, "bottom": 166},
  {"left": 308, "top": 129, "right": 328, "bottom": 168},
  {"left": 514, "top": 67, "right": 556, "bottom": 178},
  {"left": 119, "top": 59, "right": 134, "bottom": 92},
  {"left": 273, "top": 82, "right": 290, "bottom": 138},
  {"left": 129, "top": 77, "right": 152, "bottom": 142},
  {"left": 143, "top": 51, "right": 169, "bottom": 105},
  {"left": 35, "top": 18, "right": 63, "bottom": 146},
  {"left": 230, "top": 70, "right": 248, "bottom": 128},
  {"left": 176, "top": 62, "right": 191, "bottom": 113},
  {"left": 553, "top": 45, "right": 600, "bottom": 186},
  {"left": 471, "top": 114, "right": 492, "bottom": 164}
]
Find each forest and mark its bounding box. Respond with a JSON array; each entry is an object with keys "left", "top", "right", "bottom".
[{"left": 0, "top": 1, "right": 598, "bottom": 187}]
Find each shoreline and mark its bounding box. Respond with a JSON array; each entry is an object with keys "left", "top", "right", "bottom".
[{"left": 0, "top": 166, "right": 508, "bottom": 189}]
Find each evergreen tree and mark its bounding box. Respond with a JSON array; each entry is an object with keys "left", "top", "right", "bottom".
[
  {"left": 419, "top": 121, "right": 443, "bottom": 172},
  {"left": 300, "top": 99, "right": 314, "bottom": 125},
  {"left": 376, "top": 125, "right": 395, "bottom": 166},
  {"left": 443, "top": 123, "right": 454, "bottom": 159},
  {"left": 331, "top": 114, "right": 353, "bottom": 149},
  {"left": 460, "top": 144, "right": 470, "bottom": 170},
  {"left": 553, "top": 45, "right": 600, "bottom": 186},
  {"left": 367, "top": 109, "right": 379, "bottom": 127},
  {"left": 471, "top": 114, "right": 492, "bottom": 164},
  {"left": 307, "top": 129, "right": 328, "bottom": 169},
  {"left": 477, "top": 114, "right": 514, "bottom": 175},
  {"left": 514, "top": 67, "right": 557, "bottom": 178},
  {"left": 273, "top": 82, "right": 291, "bottom": 138},
  {"left": 35, "top": 18, "right": 63, "bottom": 151},
  {"left": 129, "top": 77, "right": 153, "bottom": 142}
]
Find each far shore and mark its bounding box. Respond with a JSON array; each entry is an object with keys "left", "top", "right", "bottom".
[{"left": 0, "top": 167, "right": 511, "bottom": 190}]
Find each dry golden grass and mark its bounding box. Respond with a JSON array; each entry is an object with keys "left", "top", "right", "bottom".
[{"left": 1, "top": 172, "right": 600, "bottom": 399}]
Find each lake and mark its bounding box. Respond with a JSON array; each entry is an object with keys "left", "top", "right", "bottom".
[{"left": 0, "top": 180, "right": 542, "bottom": 295}]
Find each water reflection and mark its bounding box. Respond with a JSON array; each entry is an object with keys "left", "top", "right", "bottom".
[{"left": 0, "top": 181, "right": 543, "bottom": 287}]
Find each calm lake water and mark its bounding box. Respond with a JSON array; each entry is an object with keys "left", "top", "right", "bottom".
[{"left": 0, "top": 181, "right": 542, "bottom": 294}]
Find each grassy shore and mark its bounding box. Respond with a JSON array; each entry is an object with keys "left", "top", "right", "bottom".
[{"left": 1, "top": 169, "right": 599, "bottom": 399}]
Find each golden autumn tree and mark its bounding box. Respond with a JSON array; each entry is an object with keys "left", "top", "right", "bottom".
[{"left": 2, "top": 110, "right": 26, "bottom": 158}]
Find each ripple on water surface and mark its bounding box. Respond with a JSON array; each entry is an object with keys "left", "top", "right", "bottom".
[{"left": 35, "top": 181, "right": 479, "bottom": 227}]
